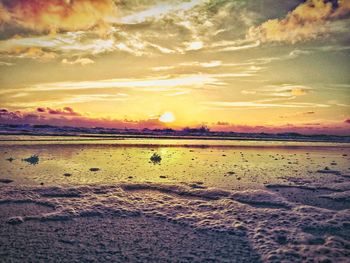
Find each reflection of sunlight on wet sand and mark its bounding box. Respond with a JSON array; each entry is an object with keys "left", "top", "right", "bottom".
[{"left": 0, "top": 138, "right": 349, "bottom": 189}]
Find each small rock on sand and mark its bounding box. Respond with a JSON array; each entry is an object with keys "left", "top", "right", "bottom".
[
  {"left": 189, "top": 183, "right": 206, "bottom": 189},
  {"left": 0, "top": 179, "right": 14, "bottom": 184},
  {"left": 89, "top": 168, "right": 100, "bottom": 172},
  {"left": 317, "top": 169, "right": 341, "bottom": 175},
  {"left": 6, "top": 216, "right": 24, "bottom": 225}
]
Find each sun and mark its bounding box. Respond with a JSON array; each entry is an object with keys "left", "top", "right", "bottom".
[{"left": 159, "top": 112, "right": 175, "bottom": 123}]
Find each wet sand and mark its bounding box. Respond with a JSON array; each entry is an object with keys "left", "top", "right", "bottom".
[
  {"left": 1, "top": 138, "right": 350, "bottom": 262},
  {"left": 1, "top": 138, "right": 349, "bottom": 190}
]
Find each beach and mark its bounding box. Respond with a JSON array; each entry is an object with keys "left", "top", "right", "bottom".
[
  {"left": 1, "top": 0, "right": 350, "bottom": 261},
  {"left": 0, "top": 136, "right": 350, "bottom": 262}
]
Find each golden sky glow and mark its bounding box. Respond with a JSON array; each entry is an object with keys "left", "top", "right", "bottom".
[{"left": 0, "top": 0, "right": 349, "bottom": 134}]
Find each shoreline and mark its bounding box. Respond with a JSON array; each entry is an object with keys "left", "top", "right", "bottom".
[
  {"left": 1, "top": 135, "right": 350, "bottom": 148},
  {"left": 1, "top": 131, "right": 349, "bottom": 144}
]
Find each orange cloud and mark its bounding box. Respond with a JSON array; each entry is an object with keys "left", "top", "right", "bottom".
[
  {"left": 248, "top": 0, "right": 350, "bottom": 43},
  {"left": 0, "top": 0, "right": 117, "bottom": 33}
]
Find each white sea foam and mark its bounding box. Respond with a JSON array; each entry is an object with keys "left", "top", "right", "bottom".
[{"left": 1, "top": 183, "right": 349, "bottom": 262}]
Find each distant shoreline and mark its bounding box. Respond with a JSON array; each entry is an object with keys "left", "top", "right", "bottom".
[
  {"left": 0, "top": 123, "right": 349, "bottom": 144},
  {"left": 1, "top": 134, "right": 350, "bottom": 147}
]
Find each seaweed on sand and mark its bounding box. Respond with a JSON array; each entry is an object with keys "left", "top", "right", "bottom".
[
  {"left": 6, "top": 157, "right": 15, "bottom": 162},
  {"left": 150, "top": 153, "right": 162, "bottom": 164},
  {"left": 0, "top": 179, "right": 13, "bottom": 184},
  {"left": 22, "top": 155, "right": 39, "bottom": 165}
]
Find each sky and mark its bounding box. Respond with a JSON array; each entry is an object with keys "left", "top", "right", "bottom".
[{"left": 0, "top": 0, "right": 349, "bottom": 135}]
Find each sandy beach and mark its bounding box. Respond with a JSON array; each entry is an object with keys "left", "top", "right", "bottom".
[{"left": 1, "top": 137, "right": 350, "bottom": 262}]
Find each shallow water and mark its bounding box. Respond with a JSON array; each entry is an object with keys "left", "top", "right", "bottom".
[{"left": 0, "top": 136, "right": 349, "bottom": 190}]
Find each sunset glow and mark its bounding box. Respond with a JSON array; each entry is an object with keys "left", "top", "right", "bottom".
[{"left": 0, "top": 0, "right": 349, "bottom": 135}]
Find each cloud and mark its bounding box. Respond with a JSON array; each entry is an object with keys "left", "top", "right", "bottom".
[
  {"left": 204, "top": 101, "right": 330, "bottom": 109},
  {"left": 248, "top": 0, "right": 350, "bottom": 43},
  {"left": 119, "top": 0, "right": 201, "bottom": 24},
  {"left": 186, "top": 41, "right": 203, "bottom": 51},
  {"left": 160, "top": 60, "right": 256, "bottom": 71},
  {"left": 0, "top": 60, "right": 13, "bottom": 66},
  {"left": 26, "top": 74, "right": 236, "bottom": 92},
  {"left": 264, "top": 84, "right": 312, "bottom": 97},
  {"left": 0, "top": 108, "right": 168, "bottom": 130},
  {"left": 278, "top": 111, "right": 316, "bottom": 119},
  {"left": 0, "top": 0, "right": 270, "bottom": 59},
  {"left": 216, "top": 121, "right": 229, "bottom": 126},
  {"left": 151, "top": 66, "right": 175, "bottom": 71},
  {"left": 1, "top": 93, "right": 131, "bottom": 108},
  {"left": 165, "top": 89, "right": 191, "bottom": 97},
  {"left": 2, "top": 46, "right": 57, "bottom": 59},
  {"left": 0, "top": 33, "right": 119, "bottom": 59},
  {"left": 345, "top": 119, "right": 350, "bottom": 124},
  {"left": 0, "top": 108, "right": 40, "bottom": 122},
  {"left": 35, "top": 106, "right": 81, "bottom": 116},
  {"left": 241, "top": 90, "right": 257, "bottom": 95},
  {"left": 47, "top": 107, "right": 81, "bottom": 116},
  {"left": 36, "top": 107, "right": 45, "bottom": 113},
  {"left": 0, "top": 0, "right": 117, "bottom": 34},
  {"left": 213, "top": 40, "right": 260, "bottom": 52},
  {"left": 0, "top": 0, "right": 244, "bottom": 58},
  {"left": 240, "top": 84, "right": 312, "bottom": 98},
  {"left": 62, "top": 57, "right": 95, "bottom": 66},
  {"left": 269, "top": 86, "right": 311, "bottom": 97},
  {"left": 290, "top": 88, "right": 309, "bottom": 96},
  {"left": 199, "top": 60, "right": 222, "bottom": 68}
]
